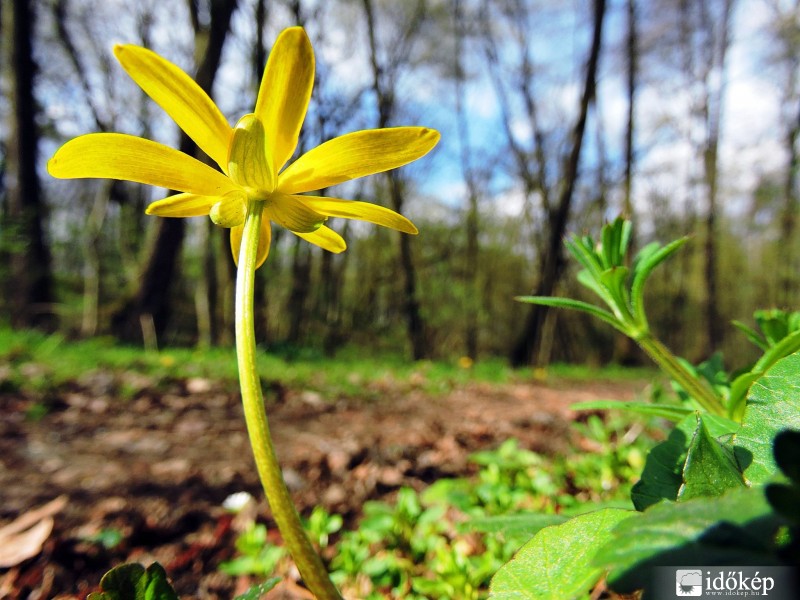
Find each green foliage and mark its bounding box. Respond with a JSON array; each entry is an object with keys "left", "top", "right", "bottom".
[
  {"left": 86, "top": 563, "right": 179, "bottom": 600},
  {"left": 214, "top": 414, "right": 654, "bottom": 599},
  {"left": 489, "top": 508, "right": 634, "bottom": 600},
  {"left": 491, "top": 218, "right": 800, "bottom": 599},
  {"left": 218, "top": 524, "right": 286, "bottom": 577},
  {"left": 0, "top": 326, "right": 523, "bottom": 400},
  {"left": 735, "top": 352, "right": 800, "bottom": 484},
  {"left": 599, "top": 486, "right": 786, "bottom": 594}
]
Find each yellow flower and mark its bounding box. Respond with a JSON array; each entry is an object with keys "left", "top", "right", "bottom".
[{"left": 48, "top": 27, "right": 439, "bottom": 268}]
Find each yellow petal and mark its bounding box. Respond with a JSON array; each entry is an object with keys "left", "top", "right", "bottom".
[
  {"left": 254, "top": 27, "right": 314, "bottom": 174},
  {"left": 230, "top": 218, "right": 272, "bottom": 268},
  {"left": 293, "top": 226, "right": 347, "bottom": 253},
  {"left": 277, "top": 127, "right": 440, "bottom": 195},
  {"left": 114, "top": 45, "right": 232, "bottom": 171},
  {"left": 228, "top": 115, "right": 274, "bottom": 192},
  {"left": 267, "top": 193, "right": 326, "bottom": 233},
  {"left": 48, "top": 133, "right": 238, "bottom": 197},
  {"left": 146, "top": 193, "right": 216, "bottom": 217},
  {"left": 296, "top": 195, "right": 418, "bottom": 234}
]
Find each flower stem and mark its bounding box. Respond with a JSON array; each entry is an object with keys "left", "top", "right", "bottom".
[
  {"left": 636, "top": 332, "right": 727, "bottom": 417},
  {"left": 235, "top": 201, "right": 343, "bottom": 600}
]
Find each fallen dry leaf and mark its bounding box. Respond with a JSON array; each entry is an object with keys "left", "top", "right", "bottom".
[{"left": 0, "top": 495, "right": 67, "bottom": 568}]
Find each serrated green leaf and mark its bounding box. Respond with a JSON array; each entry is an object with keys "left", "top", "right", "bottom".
[
  {"left": 514, "top": 296, "right": 624, "bottom": 332},
  {"left": 735, "top": 352, "right": 800, "bottom": 484},
  {"left": 597, "top": 487, "right": 784, "bottom": 595},
  {"left": 752, "top": 329, "right": 800, "bottom": 374},
  {"left": 489, "top": 508, "right": 634, "bottom": 600},
  {"left": 87, "top": 563, "right": 178, "bottom": 600},
  {"left": 631, "top": 415, "right": 697, "bottom": 511},
  {"left": 233, "top": 578, "right": 281, "bottom": 600},
  {"left": 570, "top": 400, "right": 693, "bottom": 422},
  {"left": 678, "top": 417, "right": 746, "bottom": 501}
]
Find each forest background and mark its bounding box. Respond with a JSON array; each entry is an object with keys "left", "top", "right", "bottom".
[{"left": 3, "top": 0, "right": 798, "bottom": 369}]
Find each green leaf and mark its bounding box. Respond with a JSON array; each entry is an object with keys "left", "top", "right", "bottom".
[
  {"left": 632, "top": 414, "right": 742, "bottom": 511},
  {"left": 678, "top": 417, "right": 746, "bottom": 501},
  {"left": 570, "top": 400, "right": 693, "bottom": 422},
  {"left": 575, "top": 269, "right": 617, "bottom": 309},
  {"left": 596, "top": 487, "right": 785, "bottom": 594},
  {"left": 732, "top": 319, "right": 768, "bottom": 351},
  {"left": 87, "top": 563, "right": 178, "bottom": 600},
  {"left": 600, "top": 218, "right": 629, "bottom": 269},
  {"left": 489, "top": 508, "right": 634, "bottom": 600},
  {"left": 629, "top": 236, "right": 689, "bottom": 324},
  {"left": 735, "top": 352, "right": 800, "bottom": 485},
  {"left": 464, "top": 513, "right": 567, "bottom": 542},
  {"left": 233, "top": 578, "right": 281, "bottom": 600},
  {"left": 514, "top": 296, "right": 623, "bottom": 332},
  {"left": 598, "top": 266, "right": 632, "bottom": 319},
  {"left": 631, "top": 415, "right": 696, "bottom": 511},
  {"left": 564, "top": 237, "right": 603, "bottom": 278}
]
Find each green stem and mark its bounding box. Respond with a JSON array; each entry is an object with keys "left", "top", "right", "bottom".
[
  {"left": 235, "top": 201, "right": 343, "bottom": 600},
  {"left": 636, "top": 332, "right": 726, "bottom": 417}
]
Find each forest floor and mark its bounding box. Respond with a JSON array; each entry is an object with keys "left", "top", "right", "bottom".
[{"left": 0, "top": 363, "right": 649, "bottom": 599}]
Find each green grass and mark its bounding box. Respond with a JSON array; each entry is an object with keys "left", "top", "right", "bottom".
[{"left": 0, "top": 326, "right": 654, "bottom": 400}]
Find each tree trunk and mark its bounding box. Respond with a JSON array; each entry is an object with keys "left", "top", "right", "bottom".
[
  {"left": 701, "top": 0, "right": 734, "bottom": 354},
  {"left": 4, "top": 0, "right": 55, "bottom": 330},
  {"left": 361, "top": 0, "right": 430, "bottom": 360},
  {"left": 510, "top": 0, "right": 606, "bottom": 367},
  {"left": 779, "top": 98, "right": 800, "bottom": 306},
  {"left": 111, "top": 0, "right": 237, "bottom": 344},
  {"left": 455, "top": 0, "right": 481, "bottom": 360}
]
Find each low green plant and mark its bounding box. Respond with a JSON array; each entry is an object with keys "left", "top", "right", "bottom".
[{"left": 488, "top": 217, "right": 800, "bottom": 598}]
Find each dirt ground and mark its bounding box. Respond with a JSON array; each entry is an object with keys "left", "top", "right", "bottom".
[{"left": 0, "top": 369, "right": 646, "bottom": 599}]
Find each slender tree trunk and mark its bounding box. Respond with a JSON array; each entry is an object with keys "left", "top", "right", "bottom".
[
  {"left": 623, "top": 0, "right": 637, "bottom": 223},
  {"left": 455, "top": 0, "right": 481, "bottom": 360},
  {"left": 701, "top": 0, "right": 734, "bottom": 354},
  {"left": 5, "top": 0, "right": 55, "bottom": 330},
  {"left": 287, "top": 238, "right": 312, "bottom": 345},
  {"left": 361, "top": 0, "right": 429, "bottom": 359},
  {"left": 614, "top": 0, "right": 640, "bottom": 365},
  {"left": 779, "top": 99, "right": 800, "bottom": 306},
  {"left": 510, "top": 0, "right": 606, "bottom": 367},
  {"left": 111, "top": 0, "right": 237, "bottom": 343}
]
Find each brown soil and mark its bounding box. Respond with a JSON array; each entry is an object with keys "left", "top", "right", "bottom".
[{"left": 0, "top": 371, "right": 646, "bottom": 599}]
